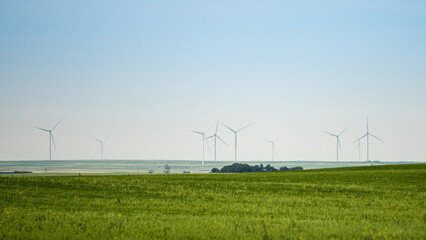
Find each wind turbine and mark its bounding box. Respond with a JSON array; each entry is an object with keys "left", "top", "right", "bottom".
[
  {"left": 205, "top": 120, "right": 228, "bottom": 161},
  {"left": 95, "top": 137, "right": 109, "bottom": 161},
  {"left": 354, "top": 116, "right": 383, "bottom": 162},
  {"left": 191, "top": 124, "right": 211, "bottom": 166},
  {"left": 265, "top": 140, "right": 276, "bottom": 161},
  {"left": 33, "top": 119, "right": 63, "bottom": 161},
  {"left": 323, "top": 127, "right": 349, "bottom": 162},
  {"left": 221, "top": 123, "right": 251, "bottom": 162},
  {"left": 354, "top": 139, "right": 371, "bottom": 162}
]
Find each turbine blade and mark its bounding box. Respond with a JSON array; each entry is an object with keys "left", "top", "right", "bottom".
[
  {"left": 191, "top": 130, "right": 203, "bottom": 135},
  {"left": 354, "top": 134, "right": 367, "bottom": 143},
  {"left": 339, "top": 126, "right": 349, "bottom": 136},
  {"left": 216, "top": 135, "right": 228, "bottom": 147},
  {"left": 354, "top": 142, "right": 361, "bottom": 151},
  {"left": 323, "top": 131, "right": 337, "bottom": 137},
  {"left": 204, "top": 135, "right": 215, "bottom": 140},
  {"left": 265, "top": 140, "right": 273, "bottom": 143},
  {"left": 221, "top": 123, "right": 236, "bottom": 133},
  {"left": 51, "top": 133, "right": 57, "bottom": 150},
  {"left": 95, "top": 138, "right": 102, "bottom": 144},
  {"left": 273, "top": 143, "right": 276, "bottom": 152},
  {"left": 105, "top": 136, "right": 110, "bottom": 141},
  {"left": 52, "top": 119, "right": 63, "bottom": 131},
  {"left": 204, "top": 123, "right": 213, "bottom": 134},
  {"left": 205, "top": 138, "right": 211, "bottom": 151},
  {"left": 370, "top": 133, "right": 384, "bottom": 143},
  {"left": 338, "top": 138, "right": 342, "bottom": 152},
  {"left": 237, "top": 123, "right": 252, "bottom": 133},
  {"left": 366, "top": 116, "right": 369, "bottom": 132},
  {"left": 215, "top": 119, "right": 219, "bottom": 134},
  {"left": 33, "top": 126, "right": 49, "bottom": 132}
]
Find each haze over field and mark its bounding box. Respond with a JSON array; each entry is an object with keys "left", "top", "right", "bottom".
[{"left": 1, "top": 1, "right": 426, "bottom": 162}]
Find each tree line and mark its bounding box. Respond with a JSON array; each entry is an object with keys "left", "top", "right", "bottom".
[{"left": 211, "top": 163, "right": 303, "bottom": 173}]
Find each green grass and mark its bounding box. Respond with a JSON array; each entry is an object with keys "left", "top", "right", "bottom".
[{"left": 0, "top": 164, "right": 425, "bottom": 239}]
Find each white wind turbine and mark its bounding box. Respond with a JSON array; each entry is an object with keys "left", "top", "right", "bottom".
[
  {"left": 221, "top": 123, "right": 251, "bottom": 162},
  {"left": 95, "top": 137, "right": 110, "bottom": 161},
  {"left": 354, "top": 139, "right": 371, "bottom": 162},
  {"left": 205, "top": 120, "right": 228, "bottom": 161},
  {"left": 33, "top": 119, "right": 63, "bottom": 161},
  {"left": 191, "top": 124, "right": 212, "bottom": 166},
  {"left": 265, "top": 140, "right": 276, "bottom": 161},
  {"left": 323, "top": 127, "right": 349, "bottom": 162},
  {"left": 354, "top": 116, "right": 383, "bottom": 162}
]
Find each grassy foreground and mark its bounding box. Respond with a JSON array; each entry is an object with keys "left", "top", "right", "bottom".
[{"left": 0, "top": 164, "right": 425, "bottom": 239}]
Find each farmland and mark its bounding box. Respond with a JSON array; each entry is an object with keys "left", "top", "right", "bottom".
[{"left": 0, "top": 164, "right": 425, "bottom": 239}]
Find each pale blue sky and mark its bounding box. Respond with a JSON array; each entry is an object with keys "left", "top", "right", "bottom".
[{"left": 1, "top": 1, "right": 425, "bottom": 161}]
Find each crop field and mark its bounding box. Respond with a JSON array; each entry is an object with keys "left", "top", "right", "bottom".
[{"left": 0, "top": 164, "right": 425, "bottom": 239}]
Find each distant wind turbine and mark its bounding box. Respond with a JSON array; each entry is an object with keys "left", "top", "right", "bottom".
[
  {"left": 95, "top": 137, "right": 110, "bottom": 161},
  {"left": 265, "top": 140, "right": 276, "bottom": 161},
  {"left": 354, "top": 139, "right": 371, "bottom": 162},
  {"left": 191, "top": 124, "right": 212, "bottom": 166},
  {"left": 221, "top": 123, "right": 251, "bottom": 162},
  {"left": 354, "top": 116, "right": 383, "bottom": 162},
  {"left": 33, "top": 119, "right": 63, "bottom": 161},
  {"left": 323, "top": 127, "right": 349, "bottom": 162},
  {"left": 205, "top": 120, "right": 228, "bottom": 161}
]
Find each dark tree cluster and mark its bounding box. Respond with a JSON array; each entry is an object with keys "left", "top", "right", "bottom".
[
  {"left": 0, "top": 170, "right": 32, "bottom": 174},
  {"left": 278, "top": 166, "right": 303, "bottom": 171},
  {"left": 211, "top": 163, "right": 303, "bottom": 173}
]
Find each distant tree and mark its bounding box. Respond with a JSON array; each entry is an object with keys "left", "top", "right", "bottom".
[
  {"left": 211, "top": 168, "right": 220, "bottom": 173},
  {"left": 253, "top": 165, "right": 262, "bottom": 172},
  {"left": 264, "top": 164, "right": 278, "bottom": 172},
  {"left": 279, "top": 166, "right": 303, "bottom": 171}
]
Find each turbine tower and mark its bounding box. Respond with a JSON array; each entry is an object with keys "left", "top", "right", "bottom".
[
  {"left": 265, "top": 140, "right": 276, "bottom": 161},
  {"left": 95, "top": 137, "right": 109, "bottom": 161},
  {"left": 323, "top": 127, "right": 349, "bottom": 162},
  {"left": 33, "top": 119, "right": 63, "bottom": 161},
  {"left": 354, "top": 116, "right": 383, "bottom": 162},
  {"left": 221, "top": 123, "right": 251, "bottom": 162},
  {"left": 191, "top": 124, "right": 211, "bottom": 166},
  {"left": 205, "top": 120, "right": 227, "bottom": 161}
]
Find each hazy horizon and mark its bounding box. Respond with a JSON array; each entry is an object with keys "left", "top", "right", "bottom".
[
  {"left": 1, "top": 159, "right": 420, "bottom": 162},
  {"left": 1, "top": 1, "right": 425, "bottom": 162}
]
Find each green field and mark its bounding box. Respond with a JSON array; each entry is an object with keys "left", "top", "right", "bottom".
[{"left": 0, "top": 164, "right": 425, "bottom": 239}]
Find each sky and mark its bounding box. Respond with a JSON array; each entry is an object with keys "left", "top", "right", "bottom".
[{"left": 1, "top": 0, "right": 425, "bottom": 162}]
